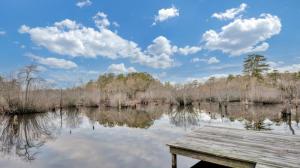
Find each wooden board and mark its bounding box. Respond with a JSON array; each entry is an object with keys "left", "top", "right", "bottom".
[{"left": 167, "top": 126, "right": 300, "bottom": 168}]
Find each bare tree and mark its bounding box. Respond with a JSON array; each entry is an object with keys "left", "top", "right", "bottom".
[{"left": 18, "top": 65, "right": 41, "bottom": 107}]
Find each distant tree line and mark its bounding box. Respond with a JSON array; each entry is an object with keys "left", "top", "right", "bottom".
[{"left": 1, "top": 54, "right": 300, "bottom": 114}]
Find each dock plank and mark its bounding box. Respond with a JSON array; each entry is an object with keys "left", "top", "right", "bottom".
[{"left": 167, "top": 126, "right": 300, "bottom": 168}]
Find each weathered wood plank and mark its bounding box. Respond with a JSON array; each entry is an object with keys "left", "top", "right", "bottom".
[
  {"left": 170, "top": 147, "right": 256, "bottom": 168},
  {"left": 171, "top": 137, "right": 299, "bottom": 167},
  {"left": 168, "top": 126, "right": 300, "bottom": 168},
  {"left": 255, "top": 163, "right": 281, "bottom": 168}
]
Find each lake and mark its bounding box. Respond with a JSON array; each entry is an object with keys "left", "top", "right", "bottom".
[{"left": 0, "top": 103, "right": 299, "bottom": 168}]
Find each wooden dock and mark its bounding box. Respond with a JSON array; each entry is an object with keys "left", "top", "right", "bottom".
[{"left": 167, "top": 126, "right": 300, "bottom": 168}]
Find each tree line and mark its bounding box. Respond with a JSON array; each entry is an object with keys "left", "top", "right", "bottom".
[{"left": 1, "top": 54, "right": 300, "bottom": 114}]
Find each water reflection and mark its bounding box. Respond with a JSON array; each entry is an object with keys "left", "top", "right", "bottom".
[
  {"left": 238, "top": 104, "right": 296, "bottom": 131},
  {"left": 0, "top": 103, "right": 299, "bottom": 167},
  {"left": 169, "top": 106, "right": 200, "bottom": 129},
  {"left": 83, "top": 106, "right": 165, "bottom": 128},
  {"left": 282, "top": 114, "right": 295, "bottom": 135},
  {"left": 0, "top": 113, "right": 56, "bottom": 161},
  {"left": 244, "top": 120, "right": 272, "bottom": 131},
  {"left": 169, "top": 102, "right": 298, "bottom": 132},
  {"left": 65, "top": 108, "right": 82, "bottom": 129}
]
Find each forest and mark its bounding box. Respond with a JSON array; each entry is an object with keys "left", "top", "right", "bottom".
[{"left": 1, "top": 54, "right": 300, "bottom": 114}]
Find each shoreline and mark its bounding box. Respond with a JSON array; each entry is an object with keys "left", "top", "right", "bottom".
[{"left": 1, "top": 99, "right": 295, "bottom": 115}]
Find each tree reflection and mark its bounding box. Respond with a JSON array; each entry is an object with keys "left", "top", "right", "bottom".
[
  {"left": 244, "top": 120, "right": 272, "bottom": 131},
  {"left": 282, "top": 113, "right": 295, "bottom": 135},
  {"left": 84, "top": 108, "right": 98, "bottom": 130},
  {"left": 0, "top": 113, "right": 56, "bottom": 161},
  {"left": 99, "top": 109, "right": 153, "bottom": 128},
  {"left": 169, "top": 106, "right": 200, "bottom": 129},
  {"left": 65, "top": 108, "right": 82, "bottom": 129},
  {"left": 84, "top": 107, "right": 164, "bottom": 129}
]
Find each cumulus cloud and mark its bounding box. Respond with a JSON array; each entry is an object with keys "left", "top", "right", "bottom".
[
  {"left": 177, "top": 46, "right": 201, "bottom": 55},
  {"left": 19, "top": 14, "right": 200, "bottom": 69},
  {"left": 153, "top": 6, "right": 179, "bottom": 25},
  {"left": 54, "top": 19, "right": 81, "bottom": 29},
  {"left": 203, "top": 14, "right": 281, "bottom": 56},
  {"left": 146, "top": 36, "right": 176, "bottom": 57},
  {"left": 146, "top": 36, "right": 200, "bottom": 56},
  {"left": 106, "top": 63, "right": 136, "bottom": 74},
  {"left": 93, "top": 12, "right": 110, "bottom": 29},
  {"left": 27, "top": 53, "right": 78, "bottom": 69},
  {"left": 76, "top": 0, "right": 92, "bottom": 8},
  {"left": 212, "top": 3, "right": 247, "bottom": 20},
  {"left": 18, "top": 19, "right": 169, "bottom": 68}
]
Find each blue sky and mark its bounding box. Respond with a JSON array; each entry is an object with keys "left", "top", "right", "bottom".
[{"left": 0, "top": 0, "right": 300, "bottom": 87}]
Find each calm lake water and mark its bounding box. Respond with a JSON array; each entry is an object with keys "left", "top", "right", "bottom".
[{"left": 0, "top": 103, "right": 299, "bottom": 168}]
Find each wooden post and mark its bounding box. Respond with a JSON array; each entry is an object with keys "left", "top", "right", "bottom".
[{"left": 172, "top": 153, "right": 177, "bottom": 168}]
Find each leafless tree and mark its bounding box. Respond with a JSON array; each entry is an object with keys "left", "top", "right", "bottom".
[{"left": 17, "top": 65, "right": 41, "bottom": 107}]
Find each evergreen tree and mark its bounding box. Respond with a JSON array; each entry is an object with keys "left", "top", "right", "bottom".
[{"left": 243, "top": 54, "right": 269, "bottom": 79}]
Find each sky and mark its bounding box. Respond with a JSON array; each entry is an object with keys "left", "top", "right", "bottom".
[{"left": 0, "top": 0, "right": 300, "bottom": 87}]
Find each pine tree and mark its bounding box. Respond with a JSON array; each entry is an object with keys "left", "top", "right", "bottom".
[{"left": 243, "top": 54, "right": 269, "bottom": 79}]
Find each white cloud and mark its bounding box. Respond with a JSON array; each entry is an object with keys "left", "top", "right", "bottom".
[
  {"left": 112, "top": 22, "right": 120, "bottom": 27},
  {"left": 19, "top": 20, "right": 170, "bottom": 68},
  {"left": 93, "top": 12, "right": 110, "bottom": 29},
  {"left": 267, "top": 61, "right": 284, "bottom": 68},
  {"left": 76, "top": 0, "right": 92, "bottom": 8},
  {"left": 275, "top": 64, "right": 300, "bottom": 73},
  {"left": 0, "top": 31, "right": 5, "bottom": 35},
  {"left": 207, "top": 57, "right": 220, "bottom": 64},
  {"left": 27, "top": 53, "right": 78, "bottom": 69},
  {"left": 54, "top": 19, "right": 81, "bottom": 29},
  {"left": 153, "top": 6, "right": 179, "bottom": 25},
  {"left": 268, "top": 61, "right": 300, "bottom": 73},
  {"left": 144, "top": 36, "right": 201, "bottom": 67},
  {"left": 212, "top": 3, "right": 247, "bottom": 20},
  {"left": 106, "top": 63, "right": 137, "bottom": 74},
  {"left": 191, "top": 57, "right": 220, "bottom": 64},
  {"left": 19, "top": 16, "right": 200, "bottom": 69},
  {"left": 177, "top": 46, "right": 201, "bottom": 55},
  {"left": 203, "top": 14, "right": 281, "bottom": 56},
  {"left": 146, "top": 36, "right": 176, "bottom": 57},
  {"left": 146, "top": 36, "right": 201, "bottom": 57}
]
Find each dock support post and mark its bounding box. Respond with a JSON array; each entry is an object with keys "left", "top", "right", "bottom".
[{"left": 172, "top": 153, "right": 177, "bottom": 168}]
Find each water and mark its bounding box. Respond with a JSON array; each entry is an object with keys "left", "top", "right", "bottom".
[{"left": 0, "top": 103, "right": 299, "bottom": 168}]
